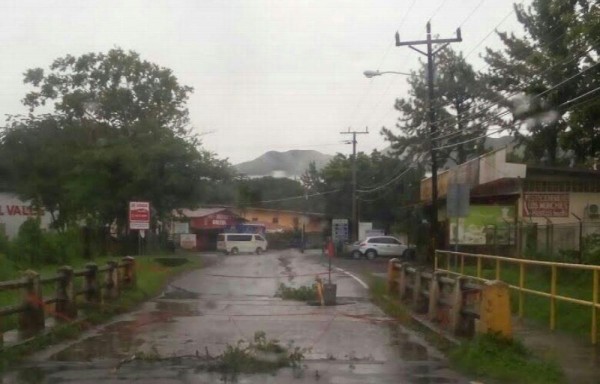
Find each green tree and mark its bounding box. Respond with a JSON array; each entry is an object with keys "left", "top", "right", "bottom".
[
  {"left": 22, "top": 48, "right": 192, "bottom": 136},
  {"left": 382, "top": 47, "right": 502, "bottom": 168},
  {"left": 1, "top": 49, "right": 231, "bottom": 234},
  {"left": 561, "top": 1, "right": 599, "bottom": 164},
  {"left": 483, "top": 0, "right": 598, "bottom": 164},
  {"left": 310, "top": 150, "right": 425, "bottom": 235},
  {"left": 0, "top": 116, "right": 83, "bottom": 227}
]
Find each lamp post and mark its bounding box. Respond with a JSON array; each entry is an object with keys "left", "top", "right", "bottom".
[{"left": 363, "top": 70, "right": 411, "bottom": 78}]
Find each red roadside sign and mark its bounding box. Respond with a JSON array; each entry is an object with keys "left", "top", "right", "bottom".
[{"left": 129, "top": 201, "right": 150, "bottom": 230}]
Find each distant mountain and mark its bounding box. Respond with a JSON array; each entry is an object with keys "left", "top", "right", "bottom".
[{"left": 234, "top": 150, "right": 333, "bottom": 178}]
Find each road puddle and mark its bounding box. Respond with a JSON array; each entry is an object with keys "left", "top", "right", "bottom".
[
  {"left": 387, "top": 325, "right": 443, "bottom": 362},
  {"left": 47, "top": 299, "right": 201, "bottom": 362},
  {"left": 49, "top": 321, "right": 145, "bottom": 361},
  {"left": 162, "top": 284, "right": 200, "bottom": 299},
  {"left": 396, "top": 341, "right": 430, "bottom": 361},
  {"left": 155, "top": 300, "right": 201, "bottom": 316}
]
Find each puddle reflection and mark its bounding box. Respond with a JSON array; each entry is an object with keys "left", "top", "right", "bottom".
[{"left": 50, "top": 321, "right": 144, "bottom": 361}]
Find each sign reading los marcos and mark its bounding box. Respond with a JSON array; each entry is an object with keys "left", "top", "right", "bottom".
[
  {"left": 523, "top": 193, "right": 569, "bottom": 217},
  {"left": 129, "top": 201, "right": 150, "bottom": 230}
]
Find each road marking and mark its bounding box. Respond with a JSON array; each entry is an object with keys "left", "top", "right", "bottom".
[{"left": 333, "top": 266, "right": 369, "bottom": 289}]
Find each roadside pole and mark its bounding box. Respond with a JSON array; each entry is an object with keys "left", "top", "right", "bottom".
[
  {"left": 340, "top": 128, "right": 368, "bottom": 242},
  {"left": 129, "top": 201, "right": 150, "bottom": 257},
  {"left": 394, "top": 22, "right": 462, "bottom": 260}
]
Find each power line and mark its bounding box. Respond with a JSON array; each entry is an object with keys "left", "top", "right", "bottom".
[
  {"left": 432, "top": 79, "right": 600, "bottom": 152},
  {"left": 558, "top": 85, "right": 600, "bottom": 109},
  {"left": 357, "top": 157, "right": 407, "bottom": 189},
  {"left": 259, "top": 189, "right": 340, "bottom": 204},
  {"left": 430, "top": 43, "right": 600, "bottom": 142},
  {"left": 358, "top": 75, "right": 401, "bottom": 129},
  {"left": 357, "top": 185, "right": 397, "bottom": 202},
  {"left": 414, "top": 22, "right": 579, "bottom": 132},
  {"left": 432, "top": 126, "right": 505, "bottom": 151},
  {"left": 463, "top": 8, "right": 515, "bottom": 59},
  {"left": 458, "top": 0, "right": 487, "bottom": 28},
  {"left": 428, "top": 26, "right": 592, "bottom": 136},
  {"left": 416, "top": 3, "right": 575, "bottom": 121},
  {"left": 398, "top": 0, "right": 418, "bottom": 30},
  {"left": 346, "top": 0, "right": 418, "bottom": 131},
  {"left": 465, "top": 8, "right": 578, "bottom": 74},
  {"left": 429, "top": 0, "right": 452, "bottom": 21},
  {"left": 368, "top": 0, "right": 563, "bottom": 134},
  {"left": 357, "top": 166, "right": 414, "bottom": 194}
]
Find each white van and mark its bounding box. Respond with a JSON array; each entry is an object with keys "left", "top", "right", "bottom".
[{"left": 217, "top": 233, "right": 268, "bottom": 255}]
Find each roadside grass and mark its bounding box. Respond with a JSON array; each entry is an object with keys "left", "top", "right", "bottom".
[
  {"left": 0, "top": 254, "right": 201, "bottom": 366},
  {"left": 366, "top": 275, "right": 410, "bottom": 322},
  {"left": 450, "top": 333, "right": 565, "bottom": 384},
  {"left": 275, "top": 283, "right": 316, "bottom": 301},
  {"left": 366, "top": 274, "right": 565, "bottom": 384},
  {"left": 453, "top": 263, "right": 593, "bottom": 339}
]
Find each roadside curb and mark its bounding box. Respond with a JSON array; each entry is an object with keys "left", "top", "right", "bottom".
[{"left": 408, "top": 312, "right": 461, "bottom": 345}]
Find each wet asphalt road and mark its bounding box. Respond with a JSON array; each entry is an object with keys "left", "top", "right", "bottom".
[{"left": 2, "top": 249, "right": 468, "bottom": 383}]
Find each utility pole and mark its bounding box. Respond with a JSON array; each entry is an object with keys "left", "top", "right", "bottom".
[
  {"left": 301, "top": 191, "right": 308, "bottom": 253},
  {"left": 395, "top": 22, "right": 461, "bottom": 260},
  {"left": 340, "top": 127, "right": 369, "bottom": 241}
]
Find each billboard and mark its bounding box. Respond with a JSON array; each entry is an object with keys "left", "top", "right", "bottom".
[
  {"left": 0, "top": 193, "right": 53, "bottom": 239},
  {"left": 523, "top": 193, "right": 569, "bottom": 217},
  {"left": 179, "top": 234, "right": 197, "bottom": 249},
  {"left": 129, "top": 201, "right": 150, "bottom": 230},
  {"left": 450, "top": 205, "right": 515, "bottom": 245},
  {"left": 332, "top": 219, "right": 349, "bottom": 243},
  {"left": 172, "top": 221, "right": 189, "bottom": 234}
]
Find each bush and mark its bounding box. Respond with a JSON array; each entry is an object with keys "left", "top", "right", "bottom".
[
  {"left": 41, "top": 228, "right": 84, "bottom": 265},
  {"left": 583, "top": 233, "right": 600, "bottom": 264},
  {"left": 11, "top": 218, "right": 45, "bottom": 267},
  {"left": 7, "top": 218, "right": 84, "bottom": 267},
  {"left": 275, "top": 283, "right": 317, "bottom": 301},
  {"left": 0, "top": 254, "right": 17, "bottom": 280}
]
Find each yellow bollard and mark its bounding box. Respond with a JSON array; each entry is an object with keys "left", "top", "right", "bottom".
[
  {"left": 477, "top": 280, "right": 512, "bottom": 338},
  {"left": 315, "top": 276, "right": 324, "bottom": 306}
]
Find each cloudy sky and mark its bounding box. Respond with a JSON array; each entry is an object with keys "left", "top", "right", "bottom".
[{"left": 0, "top": 0, "right": 525, "bottom": 164}]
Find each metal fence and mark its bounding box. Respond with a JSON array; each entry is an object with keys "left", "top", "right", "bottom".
[
  {"left": 435, "top": 250, "right": 600, "bottom": 344},
  {"left": 446, "top": 221, "right": 600, "bottom": 263}
]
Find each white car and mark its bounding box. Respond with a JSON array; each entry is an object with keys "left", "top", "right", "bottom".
[
  {"left": 217, "top": 233, "right": 268, "bottom": 255},
  {"left": 354, "top": 236, "right": 410, "bottom": 260}
]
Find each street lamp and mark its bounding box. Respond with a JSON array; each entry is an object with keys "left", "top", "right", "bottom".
[{"left": 363, "top": 70, "right": 411, "bottom": 78}]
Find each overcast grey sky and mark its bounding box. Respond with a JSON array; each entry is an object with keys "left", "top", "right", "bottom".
[{"left": 0, "top": 0, "right": 525, "bottom": 164}]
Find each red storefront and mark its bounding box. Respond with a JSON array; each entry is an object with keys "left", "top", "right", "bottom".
[{"left": 173, "top": 208, "right": 243, "bottom": 251}]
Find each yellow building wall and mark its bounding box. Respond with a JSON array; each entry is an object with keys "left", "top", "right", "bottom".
[{"left": 237, "top": 208, "right": 324, "bottom": 233}]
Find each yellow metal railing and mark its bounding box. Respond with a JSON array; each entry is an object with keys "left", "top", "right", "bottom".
[{"left": 435, "top": 250, "right": 600, "bottom": 344}]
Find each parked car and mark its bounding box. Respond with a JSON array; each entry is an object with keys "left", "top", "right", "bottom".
[
  {"left": 217, "top": 233, "right": 268, "bottom": 255},
  {"left": 353, "top": 236, "right": 413, "bottom": 260},
  {"left": 344, "top": 241, "right": 362, "bottom": 259}
]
